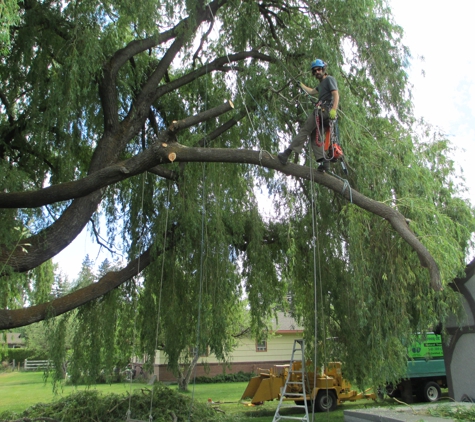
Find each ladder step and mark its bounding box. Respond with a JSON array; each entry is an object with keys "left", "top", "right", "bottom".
[
  {"left": 277, "top": 403, "right": 307, "bottom": 408},
  {"left": 274, "top": 417, "right": 309, "bottom": 421}
]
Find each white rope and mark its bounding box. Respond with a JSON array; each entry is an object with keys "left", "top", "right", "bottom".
[
  {"left": 208, "top": 3, "right": 266, "bottom": 149},
  {"left": 126, "top": 171, "right": 147, "bottom": 421},
  {"left": 309, "top": 156, "right": 319, "bottom": 422},
  {"left": 148, "top": 182, "right": 171, "bottom": 421},
  {"left": 188, "top": 57, "right": 209, "bottom": 422}
]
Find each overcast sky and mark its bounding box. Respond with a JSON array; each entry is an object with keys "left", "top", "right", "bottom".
[
  {"left": 54, "top": 1, "right": 475, "bottom": 280},
  {"left": 390, "top": 0, "right": 475, "bottom": 202}
]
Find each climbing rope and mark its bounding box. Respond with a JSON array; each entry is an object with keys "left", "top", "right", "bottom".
[
  {"left": 188, "top": 58, "right": 209, "bottom": 422},
  {"left": 147, "top": 182, "right": 171, "bottom": 421},
  {"left": 187, "top": 140, "right": 206, "bottom": 422},
  {"left": 206, "top": 4, "right": 256, "bottom": 137},
  {"left": 126, "top": 172, "right": 147, "bottom": 422},
  {"left": 308, "top": 156, "right": 319, "bottom": 422}
]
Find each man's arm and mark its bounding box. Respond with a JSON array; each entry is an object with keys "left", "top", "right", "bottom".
[
  {"left": 331, "top": 90, "right": 339, "bottom": 111},
  {"left": 300, "top": 82, "right": 318, "bottom": 96}
]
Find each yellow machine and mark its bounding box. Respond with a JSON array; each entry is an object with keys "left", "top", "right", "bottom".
[{"left": 241, "top": 361, "right": 376, "bottom": 412}]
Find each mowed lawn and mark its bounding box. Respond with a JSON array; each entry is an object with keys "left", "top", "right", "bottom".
[
  {"left": 0, "top": 371, "right": 149, "bottom": 413},
  {"left": 0, "top": 371, "right": 392, "bottom": 421}
]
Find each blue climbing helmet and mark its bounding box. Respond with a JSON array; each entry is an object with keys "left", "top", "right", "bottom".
[{"left": 310, "top": 59, "right": 326, "bottom": 70}]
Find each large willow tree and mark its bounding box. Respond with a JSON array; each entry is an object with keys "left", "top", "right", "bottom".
[{"left": 1, "top": 0, "right": 474, "bottom": 387}]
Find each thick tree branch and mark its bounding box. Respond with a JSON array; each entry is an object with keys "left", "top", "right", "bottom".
[
  {"left": 0, "top": 248, "right": 152, "bottom": 330},
  {"left": 107, "top": 0, "right": 226, "bottom": 79},
  {"left": 151, "top": 50, "right": 275, "bottom": 105},
  {"left": 9, "top": 145, "right": 444, "bottom": 290},
  {"left": 0, "top": 101, "right": 236, "bottom": 209},
  {"left": 0, "top": 147, "right": 442, "bottom": 329},
  {"left": 168, "top": 100, "right": 234, "bottom": 132}
]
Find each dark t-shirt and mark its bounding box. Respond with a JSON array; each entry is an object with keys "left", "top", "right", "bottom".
[{"left": 316, "top": 75, "right": 338, "bottom": 105}]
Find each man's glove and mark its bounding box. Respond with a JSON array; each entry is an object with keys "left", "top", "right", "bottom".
[{"left": 329, "top": 109, "right": 337, "bottom": 120}]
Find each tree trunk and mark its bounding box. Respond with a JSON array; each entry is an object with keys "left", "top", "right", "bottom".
[{"left": 177, "top": 353, "right": 201, "bottom": 392}]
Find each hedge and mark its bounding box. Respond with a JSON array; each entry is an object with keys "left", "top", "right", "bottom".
[
  {"left": 194, "top": 371, "right": 254, "bottom": 384},
  {"left": 1, "top": 348, "right": 48, "bottom": 365}
]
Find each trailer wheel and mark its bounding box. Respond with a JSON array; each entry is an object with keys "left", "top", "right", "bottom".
[
  {"left": 314, "top": 390, "right": 337, "bottom": 412},
  {"left": 423, "top": 381, "right": 441, "bottom": 402}
]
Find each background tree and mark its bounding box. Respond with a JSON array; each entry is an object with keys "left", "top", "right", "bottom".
[{"left": 0, "top": 0, "right": 474, "bottom": 389}]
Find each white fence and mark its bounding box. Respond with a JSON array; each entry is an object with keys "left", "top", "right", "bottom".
[{"left": 24, "top": 359, "right": 50, "bottom": 371}]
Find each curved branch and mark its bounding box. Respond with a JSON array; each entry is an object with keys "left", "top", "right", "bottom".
[
  {"left": 0, "top": 147, "right": 442, "bottom": 329},
  {"left": 151, "top": 50, "right": 275, "bottom": 105},
  {"left": 0, "top": 248, "right": 152, "bottom": 330},
  {"left": 159, "top": 144, "right": 442, "bottom": 291},
  {"left": 0, "top": 101, "right": 236, "bottom": 209},
  {"left": 0, "top": 144, "right": 442, "bottom": 290}
]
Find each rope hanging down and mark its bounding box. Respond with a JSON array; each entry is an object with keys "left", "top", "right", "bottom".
[
  {"left": 233, "top": 6, "right": 352, "bottom": 188},
  {"left": 147, "top": 183, "right": 172, "bottom": 419},
  {"left": 126, "top": 172, "right": 151, "bottom": 422},
  {"left": 206, "top": 3, "right": 274, "bottom": 165},
  {"left": 188, "top": 57, "right": 209, "bottom": 422}
]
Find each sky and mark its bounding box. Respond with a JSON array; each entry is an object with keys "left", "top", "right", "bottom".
[
  {"left": 390, "top": 0, "right": 475, "bottom": 201},
  {"left": 54, "top": 1, "right": 475, "bottom": 280}
]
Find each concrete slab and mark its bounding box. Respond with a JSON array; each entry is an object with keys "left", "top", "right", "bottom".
[{"left": 344, "top": 402, "right": 474, "bottom": 422}]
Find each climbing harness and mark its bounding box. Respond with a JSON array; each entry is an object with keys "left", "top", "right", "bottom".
[{"left": 313, "top": 102, "right": 348, "bottom": 175}]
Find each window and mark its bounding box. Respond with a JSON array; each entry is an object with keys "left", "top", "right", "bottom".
[{"left": 256, "top": 340, "right": 267, "bottom": 352}]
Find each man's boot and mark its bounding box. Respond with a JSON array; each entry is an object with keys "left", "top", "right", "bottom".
[
  {"left": 317, "top": 160, "right": 330, "bottom": 172},
  {"left": 278, "top": 148, "right": 292, "bottom": 165}
]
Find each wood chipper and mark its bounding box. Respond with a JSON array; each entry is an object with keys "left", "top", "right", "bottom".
[{"left": 241, "top": 361, "right": 377, "bottom": 412}]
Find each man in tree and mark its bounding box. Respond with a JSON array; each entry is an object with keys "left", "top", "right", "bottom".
[{"left": 278, "top": 59, "right": 339, "bottom": 172}]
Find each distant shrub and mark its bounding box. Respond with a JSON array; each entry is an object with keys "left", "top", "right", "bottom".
[
  {"left": 1, "top": 348, "right": 46, "bottom": 366},
  {"left": 194, "top": 371, "right": 254, "bottom": 384}
]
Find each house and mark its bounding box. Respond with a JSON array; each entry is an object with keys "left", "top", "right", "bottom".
[
  {"left": 0, "top": 333, "right": 25, "bottom": 349},
  {"left": 152, "top": 312, "right": 304, "bottom": 382}
]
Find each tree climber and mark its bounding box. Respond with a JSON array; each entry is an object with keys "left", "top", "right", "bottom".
[{"left": 277, "top": 59, "right": 339, "bottom": 172}]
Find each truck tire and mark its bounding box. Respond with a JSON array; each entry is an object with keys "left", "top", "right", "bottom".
[
  {"left": 423, "top": 381, "right": 441, "bottom": 402},
  {"left": 314, "top": 390, "right": 337, "bottom": 412}
]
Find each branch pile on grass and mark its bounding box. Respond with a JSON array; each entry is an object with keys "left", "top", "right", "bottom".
[{"left": 0, "top": 384, "right": 228, "bottom": 422}]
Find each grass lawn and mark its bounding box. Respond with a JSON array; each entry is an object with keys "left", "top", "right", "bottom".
[
  {"left": 0, "top": 371, "right": 369, "bottom": 420},
  {"left": 0, "top": 371, "right": 149, "bottom": 414},
  {"left": 0, "top": 371, "right": 454, "bottom": 421}
]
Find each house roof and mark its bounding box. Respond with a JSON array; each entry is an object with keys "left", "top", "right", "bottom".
[
  {"left": 271, "top": 312, "right": 304, "bottom": 333},
  {"left": 0, "top": 333, "right": 25, "bottom": 345}
]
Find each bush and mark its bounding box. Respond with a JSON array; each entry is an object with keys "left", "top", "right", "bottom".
[
  {"left": 0, "top": 348, "right": 48, "bottom": 367},
  {"left": 194, "top": 371, "right": 254, "bottom": 384}
]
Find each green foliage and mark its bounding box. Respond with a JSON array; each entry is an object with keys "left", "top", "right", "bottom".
[
  {"left": 1, "top": 0, "right": 474, "bottom": 395},
  {"left": 0, "top": 384, "right": 229, "bottom": 422},
  {"left": 67, "top": 258, "right": 134, "bottom": 386},
  {"left": 0, "top": 348, "right": 47, "bottom": 366},
  {"left": 427, "top": 404, "right": 475, "bottom": 421},
  {"left": 194, "top": 370, "right": 253, "bottom": 384},
  {"left": 0, "top": 0, "right": 19, "bottom": 54}
]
